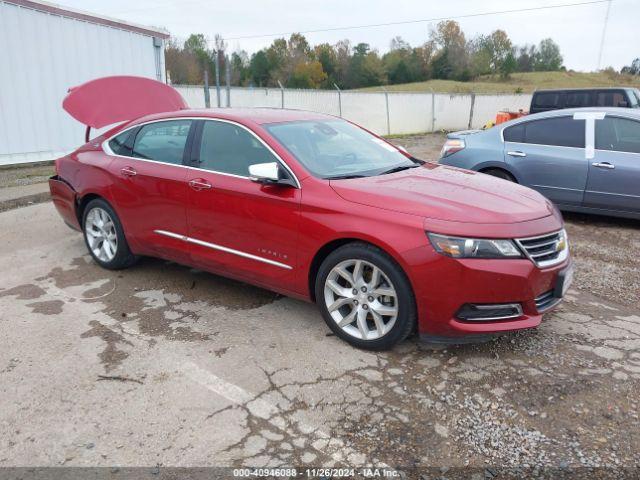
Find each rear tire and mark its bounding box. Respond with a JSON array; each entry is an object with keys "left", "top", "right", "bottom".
[
  {"left": 482, "top": 168, "right": 516, "bottom": 182},
  {"left": 82, "top": 198, "right": 137, "bottom": 270},
  {"left": 315, "top": 242, "right": 416, "bottom": 350}
]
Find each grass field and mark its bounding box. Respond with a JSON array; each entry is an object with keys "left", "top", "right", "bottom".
[{"left": 357, "top": 71, "right": 640, "bottom": 94}]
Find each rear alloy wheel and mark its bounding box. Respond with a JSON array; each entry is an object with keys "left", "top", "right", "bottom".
[
  {"left": 316, "top": 243, "right": 416, "bottom": 350},
  {"left": 85, "top": 207, "right": 118, "bottom": 263},
  {"left": 82, "top": 198, "right": 137, "bottom": 270}
]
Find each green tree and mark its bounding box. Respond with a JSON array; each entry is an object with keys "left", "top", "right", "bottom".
[
  {"left": 346, "top": 43, "right": 386, "bottom": 88},
  {"left": 249, "top": 50, "right": 270, "bottom": 86},
  {"left": 516, "top": 45, "right": 536, "bottom": 72},
  {"left": 500, "top": 51, "right": 517, "bottom": 79},
  {"left": 429, "top": 20, "right": 468, "bottom": 80},
  {"left": 534, "top": 38, "right": 563, "bottom": 71},
  {"left": 314, "top": 43, "right": 337, "bottom": 87},
  {"left": 231, "top": 51, "right": 249, "bottom": 85},
  {"left": 289, "top": 60, "right": 328, "bottom": 88}
]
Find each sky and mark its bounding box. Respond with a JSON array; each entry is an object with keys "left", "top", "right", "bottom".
[{"left": 54, "top": 0, "right": 639, "bottom": 71}]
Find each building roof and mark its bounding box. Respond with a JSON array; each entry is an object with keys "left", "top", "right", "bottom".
[{"left": 5, "top": 0, "right": 170, "bottom": 38}]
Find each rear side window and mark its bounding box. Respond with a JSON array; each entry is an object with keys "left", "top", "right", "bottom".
[
  {"left": 566, "top": 91, "right": 593, "bottom": 108},
  {"left": 108, "top": 131, "right": 134, "bottom": 156},
  {"left": 596, "top": 91, "right": 627, "bottom": 107},
  {"left": 198, "top": 121, "right": 278, "bottom": 176},
  {"left": 132, "top": 120, "right": 192, "bottom": 164},
  {"left": 521, "top": 117, "right": 585, "bottom": 148},
  {"left": 533, "top": 92, "right": 565, "bottom": 109},
  {"left": 503, "top": 123, "right": 525, "bottom": 142},
  {"left": 596, "top": 116, "right": 640, "bottom": 153}
]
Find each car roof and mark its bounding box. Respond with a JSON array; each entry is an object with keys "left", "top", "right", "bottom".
[
  {"left": 127, "top": 108, "right": 337, "bottom": 128},
  {"left": 499, "top": 107, "right": 640, "bottom": 129},
  {"left": 533, "top": 87, "right": 632, "bottom": 93}
]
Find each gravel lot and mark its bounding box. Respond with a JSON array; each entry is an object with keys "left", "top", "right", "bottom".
[{"left": 0, "top": 134, "right": 638, "bottom": 477}]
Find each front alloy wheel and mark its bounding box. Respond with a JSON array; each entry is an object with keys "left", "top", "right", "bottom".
[
  {"left": 316, "top": 242, "right": 416, "bottom": 350},
  {"left": 324, "top": 259, "right": 398, "bottom": 340}
]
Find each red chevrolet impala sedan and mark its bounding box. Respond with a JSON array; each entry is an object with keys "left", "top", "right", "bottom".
[{"left": 50, "top": 76, "right": 573, "bottom": 350}]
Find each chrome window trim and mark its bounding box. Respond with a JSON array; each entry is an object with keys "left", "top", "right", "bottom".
[
  {"left": 500, "top": 114, "right": 588, "bottom": 147},
  {"left": 593, "top": 148, "right": 640, "bottom": 156},
  {"left": 102, "top": 116, "right": 301, "bottom": 188},
  {"left": 154, "top": 229, "right": 293, "bottom": 270}
]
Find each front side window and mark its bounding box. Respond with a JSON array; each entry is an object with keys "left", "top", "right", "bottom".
[
  {"left": 521, "top": 117, "right": 585, "bottom": 148},
  {"left": 198, "top": 121, "right": 279, "bottom": 176},
  {"left": 596, "top": 116, "right": 640, "bottom": 154},
  {"left": 264, "top": 120, "right": 415, "bottom": 179},
  {"left": 131, "top": 120, "right": 192, "bottom": 164}
]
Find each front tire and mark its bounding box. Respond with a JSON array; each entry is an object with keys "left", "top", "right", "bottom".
[
  {"left": 82, "top": 198, "right": 137, "bottom": 270},
  {"left": 315, "top": 242, "right": 416, "bottom": 350}
]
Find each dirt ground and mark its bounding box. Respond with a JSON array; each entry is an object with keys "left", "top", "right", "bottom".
[{"left": 0, "top": 134, "right": 639, "bottom": 477}]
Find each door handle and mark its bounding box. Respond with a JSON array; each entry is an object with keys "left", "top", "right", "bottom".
[
  {"left": 507, "top": 151, "right": 527, "bottom": 157},
  {"left": 188, "top": 179, "right": 212, "bottom": 191},
  {"left": 121, "top": 166, "right": 137, "bottom": 177},
  {"left": 592, "top": 162, "right": 615, "bottom": 170}
]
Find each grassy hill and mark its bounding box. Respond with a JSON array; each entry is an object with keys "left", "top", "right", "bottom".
[{"left": 357, "top": 71, "right": 640, "bottom": 94}]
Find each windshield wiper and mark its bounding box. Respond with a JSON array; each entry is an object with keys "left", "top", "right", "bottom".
[
  {"left": 379, "top": 164, "right": 420, "bottom": 175},
  {"left": 326, "top": 174, "right": 368, "bottom": 180}
]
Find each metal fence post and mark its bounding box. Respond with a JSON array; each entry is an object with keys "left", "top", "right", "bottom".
[
  {"left": 213, "top": 50, "right": 221, "bottom": 107},
  {"left": 334, "top": 83, "right": 342, "bottom": 117},
  {"left": 225, "top": 54, "right": 231, "bottom": 108},
  {"left": 468, "top": 92, "right": 476, "bottom": 129},
  {"left": 430, "top": 89, "right": 436, "bottom": 132},
  {"left": 203, "top": 69, "right": 210, "bottom": 108},
  {"left": 383, "top": 88, "right": 390, "bottom": 135},
  {"left": 277, "top": 80, "right": 285, "bottom": 108}
]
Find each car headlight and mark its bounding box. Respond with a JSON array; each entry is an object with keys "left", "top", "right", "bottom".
[{"left": 427, "top": 233, "right": 523, "bottom": 259}]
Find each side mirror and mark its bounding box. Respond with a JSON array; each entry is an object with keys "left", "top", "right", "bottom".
[
  {"left": 249, "top": 162, "right": 279, "bottom": 183},
  {"left": 249, "top": 162, "right": 296, "bottom": 187}
]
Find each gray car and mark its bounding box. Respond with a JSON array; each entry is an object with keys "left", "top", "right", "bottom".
[{"left": 439, "top": 107, "right": 640, "bottom": 220}]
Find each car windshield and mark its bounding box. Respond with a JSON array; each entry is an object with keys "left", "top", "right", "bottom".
[{"left": 264, "top": 120, "right": 418, "bottom": 179}]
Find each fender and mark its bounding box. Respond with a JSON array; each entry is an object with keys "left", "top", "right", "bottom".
[{"left": 473, "top": 160, "right": 521, "bottom": 182}]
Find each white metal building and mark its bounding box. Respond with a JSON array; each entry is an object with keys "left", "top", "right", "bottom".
[{"left": 0, "top": 0, "right": 169, "bottom": 165}]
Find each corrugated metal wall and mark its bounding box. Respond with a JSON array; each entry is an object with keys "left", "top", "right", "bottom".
[{"left": 0, "top": 1, "right": 165, "bottom": 165}]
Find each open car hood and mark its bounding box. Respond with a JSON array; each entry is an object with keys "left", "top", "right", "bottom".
[{"left": 62, "top": 76, "right": 187, "bottom": 129}]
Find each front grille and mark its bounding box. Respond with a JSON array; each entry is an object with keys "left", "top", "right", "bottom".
[
  {"left": 516, "top": 230, "right": 567, "bottom": 268},
  {"left": 534, "top": 289, "right": 560, "bottom": 312}
]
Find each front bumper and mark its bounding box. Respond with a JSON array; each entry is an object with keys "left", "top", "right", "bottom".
[{"left": 404, "top": 244, "right": 571, "bottom": 341}]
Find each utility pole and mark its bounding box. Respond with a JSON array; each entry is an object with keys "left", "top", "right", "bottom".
[
  {"left": 203, "top": 68, "right": 210, "bottom": 108},
  {"left": 225, "top": 54, "right": 231, "bottom": 108},
  {"left": 213, "top": 50, "right": 221, "bottom": 107},
  {"left": 597, "top": 0, "right": 613, "bottom": 70}
]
